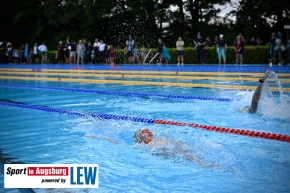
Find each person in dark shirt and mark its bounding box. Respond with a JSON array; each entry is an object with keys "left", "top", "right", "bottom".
[
  {"left": 67, "top": 37, "right": 77, "bottom": 64},
  {"left": 194, "top": 32, "right": 206, "bottom": 64}
]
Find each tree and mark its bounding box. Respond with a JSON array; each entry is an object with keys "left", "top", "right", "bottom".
[{"left": 230, "top": 0, "right": 290, "bottom": 44}]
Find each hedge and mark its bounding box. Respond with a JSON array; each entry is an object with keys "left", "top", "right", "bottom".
[{"left": 46, "top": 46, "right": 273, "bottom": 64}]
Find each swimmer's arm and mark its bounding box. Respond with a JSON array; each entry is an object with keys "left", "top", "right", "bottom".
[
  {"left": 248, "top": 70, "right": 271, "bottom": 113},
  {"left": 86, "top": 135, "right": 119, "bottom": 144}
]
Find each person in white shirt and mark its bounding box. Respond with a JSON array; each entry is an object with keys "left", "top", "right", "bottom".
[
  {"left": 38, "top": 42, "right": 47, "bottom": 63},
  {"left": 99, "top": 40, "right": 106, "bottom": 64},
  {"left": 93, "top": 39, "right": 100, "bottom": 63}
]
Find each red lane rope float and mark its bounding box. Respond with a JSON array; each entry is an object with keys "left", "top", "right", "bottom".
[
  {"left": 1, "top": 99, "right": 289, "bottom": 143},
  {"left": 153, "top": 120, "right": 290, "bottom": 143}
]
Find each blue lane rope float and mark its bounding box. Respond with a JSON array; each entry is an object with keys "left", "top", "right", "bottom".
[
  {"left": 0, "top": 84, "right": 232, "bottom": 102},
  {"left": 1, "top": 100, "right": 290, "bottom": 143}
]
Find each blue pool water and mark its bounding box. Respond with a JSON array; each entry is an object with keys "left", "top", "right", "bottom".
[{"left": 0, "top": 64, "right": 290, "bottom": 193}]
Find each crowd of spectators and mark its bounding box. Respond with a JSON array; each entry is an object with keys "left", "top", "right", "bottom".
[{"left": 1, "top": 31, "right": 289, "bottom": 66}]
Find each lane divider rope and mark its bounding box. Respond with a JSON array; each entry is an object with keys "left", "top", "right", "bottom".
[
  {"left": 1, "top": 75, "right": 289, "bottom": 92},
  {"left": 1, "top": 71, "right": 289, "bottom": 83},
  {"left": 1, "top": 100, "right": 289, "bottom": 143},
  {"left": 0, "top": 84, "right": 232, "bottom": 102},
  {"left": 0, "top": 68, "right": 290, "bottom": 76}
]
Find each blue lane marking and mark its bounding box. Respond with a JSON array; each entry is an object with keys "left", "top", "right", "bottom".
[
  {"left": 0, "top": 100, "right": 155, "bottom": 124},
  {"left": 0, "top": 84, "right": 233, "bottom": 102}
]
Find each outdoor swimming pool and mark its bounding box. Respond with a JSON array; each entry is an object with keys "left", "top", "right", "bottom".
[{"left": 0, "top": 64, "right": 290, "bottom": 193}]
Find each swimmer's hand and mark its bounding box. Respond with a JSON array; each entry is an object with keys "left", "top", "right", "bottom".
[{"left": 261, "top": 70, "right": 271, "bottom": 81}]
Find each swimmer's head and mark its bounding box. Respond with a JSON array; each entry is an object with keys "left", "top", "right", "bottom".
[
  {"left": 134, "top": 129, "right": 153, "bottom": 144},
  {"left": 237, "top": 106, "right": 249, "bottom": 113}
]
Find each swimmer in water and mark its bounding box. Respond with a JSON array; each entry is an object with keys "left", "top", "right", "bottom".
[
  {"left": 134, "top": 128, "right": 219, "bottom": 166},
  {"left": 238, "top": 70, "right": 271, "bottom": 113},
  {"left": 134, "top": 128, "right": 153, "bottom": 144}
]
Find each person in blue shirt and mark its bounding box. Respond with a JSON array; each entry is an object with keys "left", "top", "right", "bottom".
[{"left": 126, "top": 35, "right": 135, "bottom": 63}]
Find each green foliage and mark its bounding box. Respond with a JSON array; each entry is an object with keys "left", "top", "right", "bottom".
[{"left": 1, "top": 0, "right": 289, "bottom": 51}]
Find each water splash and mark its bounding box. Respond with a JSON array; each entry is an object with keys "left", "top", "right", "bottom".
[
  {"left": 258, "top": 71, "right": 290, "bottom": 120},
  {"left": 269, "top": 71, "right": 283, "bottom": 102}
]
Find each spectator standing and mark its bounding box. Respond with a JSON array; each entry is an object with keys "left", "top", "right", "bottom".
[
  {"left": 235, "top": 36, "right": 244, "bottom": 64},
  {"left": 63, "top": 43, "right": 69, "bottom": 64},
  {"left": 13, "top": 48, "right": 19, "bottom": 63},
  {"left": 108, "top": 44, "right": 114, "bottom": 65},
  {"left": 269, "top": 32, "right": 276, "bottom": 65},
  {"left": 99, "top": 39, "right": 106, "bottom": 64},
  {"left": 6, "top": 42, "right": 13, "bottom": 64},
  {"left": 86, "top": 42, "right": 92, "bottom": 64},
  {"left": 140, "top": 44, "right": 147, "bottom": 63},
  {"left": 194, "top": 32, "right": 206, "bottom": 64},
  {"left": 67, "top": 37, "right": 77, "bottom": 64},
  {"left": 176, "top": 37, "right": 184, "bottom": 65},
  {"left": 82, "top": 39, "right": 88, "bottom": 63},
  {"left": 157, "top": 38, "right": 164, "bottom": 64},
  {"left": 126, "top": 35, "right": 134, "bottom": 63},
  {"left": 158, "top": 39, "right": 170, "bottom": 64},
  {"left": 93, "top": 39, "right": 100, "bottom": 64},
  {"left": 163, "top": 45, "right": 171, "bottom": 64},
  {"left": 270, "top": 31, "right": 284, "bottom": 66},
  {"left": 57, "top": 41, "right": 64, "bottom": 64},
  {"left": 33, "top": 43, "right": 39, "bottom": 63},
  {"left": 76, "top": 40, "right": 85, "bottom": 64},
  {"left": 216, "top": 34, "right": 227, "bottom": 64},
  {"left": 24, "top": 42, "right": 31, "bottom": 63},
  {"left": 38, "top": 42, "right": 47, "bottom": 64}
]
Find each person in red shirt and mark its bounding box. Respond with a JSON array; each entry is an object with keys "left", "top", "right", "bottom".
[
  {"left": 235, "top": 36, "right": 244, "bottom": 64},
  {"left": 107, "top": 44, "right": 114, "bottom": 65}
]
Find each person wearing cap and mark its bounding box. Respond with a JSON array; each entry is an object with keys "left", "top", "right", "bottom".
[
  {"left": 194, "top": 32, "right": 206, "bottom": 64},
  {"left": 134, "top": 129, "right": 153, "bottom": 144},
  {"left": 216, "top": 34, "right": 227, "bottom": 64}
]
